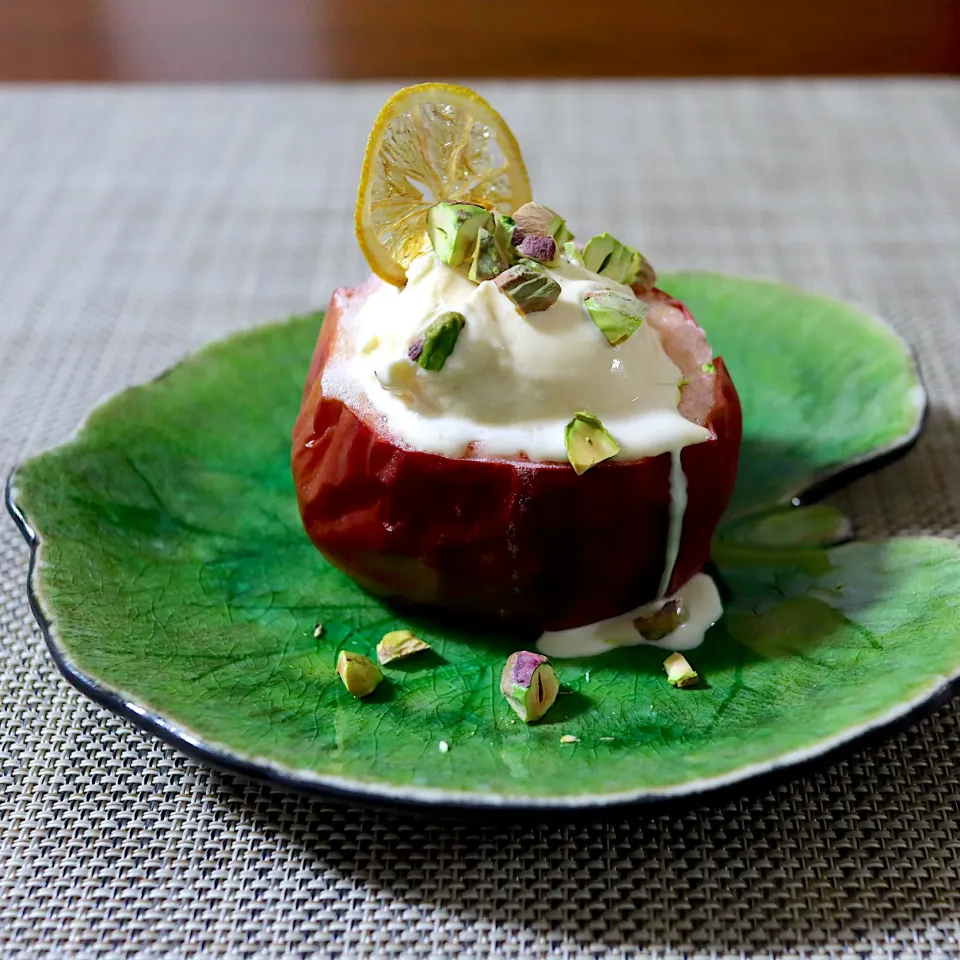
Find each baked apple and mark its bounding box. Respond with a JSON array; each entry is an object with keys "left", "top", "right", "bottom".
[{"left": 293, "top": 259, "right": 740, "bottom": 630}]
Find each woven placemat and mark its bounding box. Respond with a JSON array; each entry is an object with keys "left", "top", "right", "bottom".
[{"left": 1, "top": 81, "right": 959, "bottom": 959}]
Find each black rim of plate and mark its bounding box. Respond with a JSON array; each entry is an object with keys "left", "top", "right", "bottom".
[{"left": 4, "top": 311, "right": 949, "bottom": 818}]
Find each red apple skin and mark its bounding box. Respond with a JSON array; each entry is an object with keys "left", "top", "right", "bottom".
[{"left": 292, "top": 285, "right": 742, "bottom": 631}]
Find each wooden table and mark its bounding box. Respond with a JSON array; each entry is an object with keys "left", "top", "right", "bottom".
[{"left": 2, "top": 0, "right": 958, "bottom": 81}]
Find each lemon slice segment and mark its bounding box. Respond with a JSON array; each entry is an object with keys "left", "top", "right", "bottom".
[{"left": 355, "top": 83, "right": 532, "bottom": 287}]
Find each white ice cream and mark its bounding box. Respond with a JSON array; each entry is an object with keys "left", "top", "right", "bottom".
[{"left": 321, "top": 251, "right": 710, "bottom": 462}]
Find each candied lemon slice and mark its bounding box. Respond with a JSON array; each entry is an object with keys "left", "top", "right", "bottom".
[{"left": 355, "top": 83, "right": 532, "bottom": 287}]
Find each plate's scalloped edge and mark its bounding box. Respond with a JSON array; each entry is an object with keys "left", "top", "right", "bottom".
[
  {"left": 8, "top": 469, "right": 960, "bottom": 816},
  {"left": 660, "top": 271, "right": 930, "bottom": 513}
]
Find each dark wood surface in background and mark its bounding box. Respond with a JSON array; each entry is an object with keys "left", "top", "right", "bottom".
[{"left": 1, "top": 0, "right": 958, "bottom": 80}]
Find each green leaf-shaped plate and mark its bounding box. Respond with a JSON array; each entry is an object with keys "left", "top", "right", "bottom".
[{"left": 8, "top": 272, "right": 953, "bottom": 813}]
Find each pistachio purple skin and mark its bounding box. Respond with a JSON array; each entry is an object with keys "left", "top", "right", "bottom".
[
  {"left": 518, "top": 234, "right": 557, "bottom": 262},
  {"left": 407, "top": 339, "right": 424, "bottom": 361},
  {"left": 632, "top": 258, "right": 658, "bottom": 295},
  {"left": 510, "top": 226, "right": 526, "bottom": 247},
  {"left": 509, "top": 650, "right": 550, "bottom": 688}
]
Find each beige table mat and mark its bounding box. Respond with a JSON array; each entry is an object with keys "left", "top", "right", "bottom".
[{"left": 1, "top": 81, "right": 960, "bottom": 959}]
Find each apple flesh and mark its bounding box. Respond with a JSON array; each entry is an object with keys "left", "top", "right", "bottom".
[{"left": 292, "top": 282, "right": 742, "bottom": 631}]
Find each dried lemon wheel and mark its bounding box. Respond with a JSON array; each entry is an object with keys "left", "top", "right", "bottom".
[{"left": 355, "top": 83, "right": 532, "bottom": 287}]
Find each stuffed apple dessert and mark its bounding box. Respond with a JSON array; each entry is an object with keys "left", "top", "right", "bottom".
[{"left": 292, "top": 84, "right": 741, "bottom": 639}]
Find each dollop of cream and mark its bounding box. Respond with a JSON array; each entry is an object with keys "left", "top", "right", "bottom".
[{"left": 322, "top": 251, "right": 710, "bottom": 461}]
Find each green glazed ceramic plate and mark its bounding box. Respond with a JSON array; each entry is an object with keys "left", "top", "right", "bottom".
[{"left": 9, "top": 272, "right": 953, "bottom": 813}]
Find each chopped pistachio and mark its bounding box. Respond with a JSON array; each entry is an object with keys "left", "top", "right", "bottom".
[
  {"left": 414, "top": 311, "right": 466, "bottom": 371},
  {"left": 518, "top": 234, "right": 557, "bottom": 262},
  {"left": 361, "top": 335, "right": 380, "bottom": 354},
  {"left": 426, "top": 202, "right": 493, "bottom": 267},
  {"left": 494, "top": 261, "right": 561, "bottom": 315},
  {"left": 313, "top": 623, "right": 325, "bottom": 639},
  {"left": 631, "top": 256, "right": 657, "bottom": 294},
  {"left": 500, "top": 651, "right": 560, "bottom": 723},
  {"left": 377, "top": 629, "right": 431, "bottom": 665},
  {"left": 552, "top": 219, "right": 575, "bottom": 246},
  {"left": 582, "top": 232, "right": 650, "bottom": 285},
  {"left": 677, "top": 376, "right": 690, "bottom": 388},
  {"left": 513, "top": 203, "right": 550, "bottom": 235},
  {"left": 583, "top": 290, "right": 649, "bottom": 346},
  {"left": 634, "top": 599, "right": 688, "bottom": 643},
  {"left": 468, "top": 227, "right": 508, "bottom": 282},
  {"left": 702, "top": 361, "right": 716, "bottom": 375},
  {"left": 602, "top": 243, "right": 643, "bottom": 285},
  {"left": 560, "top": 734, "right": 580, "bottom": 744},
  {"left": 336, "top": 650, "right": 383, "bottom": 697},
  {"left": 564, "top": 411, "right": 620, "bottom": 474},
  {"left": 513, "top": 202, "right": 574, "bottom": 245},
  {"left": 582, "top": 233, "right": 617, "bottom": 274},
  {"left": 663, "top": 652, "right": 699, "bottom": 688},
  {"left": 493, "top": 213, "right": 522, "bottom": 260},
  {"left": 562, "top": 241, "right": 584, "bottom": 266}
]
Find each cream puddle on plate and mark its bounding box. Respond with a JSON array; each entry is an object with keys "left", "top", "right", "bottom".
[{"left": 536, "top": 572, "right": 723, "bottom": 659}]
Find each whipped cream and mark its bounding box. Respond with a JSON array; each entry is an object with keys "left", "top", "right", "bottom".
[{"left": 321, "top": 251, "right": 710, "bottom": 462}]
